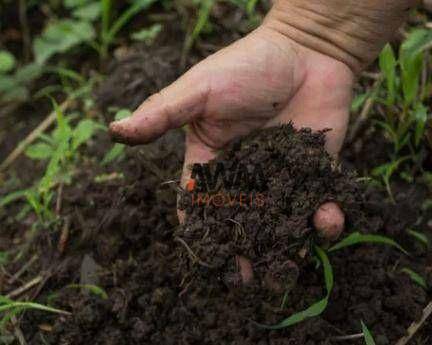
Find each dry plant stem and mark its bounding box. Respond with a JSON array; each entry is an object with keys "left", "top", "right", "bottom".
[
  {"left": 0, "top": 99, "right": 71, "bottom": 173},
  {"left": 174, "top": 237, "right": 214, "bottom": 268},
  {"left": 330, "top": 333, "right": 364, "bottom": 341},
  {"left": 7, "top": 255, "right": 38, "bottom": 285},
  {"left": 57, "top": 218, "right": 70, "bottom": 255},
  {"left": 6, "top": 275, "right": 43, "bottom": 299},
  {"left": 347, "top": 78, "right": 381, "bottom": 144},
  {"left": 395, "top": 301, "right": 432, "bottom": 345},
  {"left": 12, "top": 315, "right": 27, "bottom": 345},
  {"left": 55, "top": 183, "right": 64, "bottom": 215},
  {"left": 19, "top": 0, "right": 31, "bottom": 62}
]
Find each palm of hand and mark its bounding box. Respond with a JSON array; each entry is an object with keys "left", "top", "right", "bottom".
[{"left": 110, "top": 27, "right": 354, "bottom": 169}]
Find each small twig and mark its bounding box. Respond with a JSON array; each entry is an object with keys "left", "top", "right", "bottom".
[
  {"left": 395, "top": 301, "right": 432, "bottom": 345},
  {"left": 347, "top": 79, "right": 381, "bottom": 144},
  {"left": 57, "top": 217, "right": 70, "bottom": 255},
  {"left": 8, "top": 255, "right": 38, "bottom": 285},
  {"left": 6, "top": 275, "right": 43, "bottom": 299},
  {"left": 174, "top": 237, "right": 213, "bottom": 268},
  {"left": 12, "top": 315, "right": 27, "bottom": 345},
  {"left": 0, "top": 99, "right": 71, "bottom": 173},
  {"left": 19, "top": 0, "right": 31, "bottom": 62},
  {"left": 55, "top": 183, "right": 64, "bottom": 215},
  {"left": 361, "top": 71, "right": 381, "bottom": 80},
  {"left": 330, "top": 333, "right": 364, "bottom": 341}
]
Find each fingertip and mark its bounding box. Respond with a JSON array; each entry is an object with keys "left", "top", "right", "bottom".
[
  {"left": 236, "top": 255, "right": 254, "bottom": 284},
  {"left": 313, "top": 202, "right": 345, "bottom": 241},
  {"left": 108, "top": 118, "right": 148, "bottom": 146}
]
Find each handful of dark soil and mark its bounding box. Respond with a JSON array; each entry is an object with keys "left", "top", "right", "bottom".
[{"left": 177, "top": 124, "right": 365, "bottom": 292}]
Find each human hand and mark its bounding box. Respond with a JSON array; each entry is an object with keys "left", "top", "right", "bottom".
[{"left": 109, "top": 0, "right": 415, "bottom": 240}]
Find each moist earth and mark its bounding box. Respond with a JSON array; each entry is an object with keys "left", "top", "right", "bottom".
[
  {"left": 14, "top": 125, "right": 431, "bottom": 345},
  {"left": 1, "top": 10, "right": 431, "bottom": 344}
]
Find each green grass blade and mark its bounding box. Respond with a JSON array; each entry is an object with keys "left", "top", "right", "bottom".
[
  {"left": 67, "top": 284, "right": 108, "bottom": 299},
  {"left": 184, "top": 0, "right": 215, "bottom": 54},
  {"left": 101, "top": 0, "right": 111, "bottom": 41},
  {"left": 0, "top": 189, "right": 28, "bottom": 208},
  {"left": 107, "top": 0, "right": 157, "bottom": 42},
  {"left": 0, "top": 295, "right": 12, "bottom": 304},
  {"left": 361, "top": 321, "right": 376, "bottom": 345},
  {"left": 329, "top": 232, "right": 408, "bottom": 255},
  {"left": 0, "top": 301, "right": 70, "bottom": 315},
  {"left": 407, "top": 229, "right": 429, "bottom": 247},
  {"left": 256, "top": 246, "right": 333, "bottom": 329},
  {"left": 400, "top": 268, "right": 427, "bottom": 289}
]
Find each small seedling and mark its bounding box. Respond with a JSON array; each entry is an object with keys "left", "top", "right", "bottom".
[
  {"left": 256, "top": 232, "right": 407, "bottom": 330},
  {"left": 371, "top": 29, "right": 432, "bottom": 196},
  {"left": 1, "top": 100, "right": 100, "bottom": 224}
]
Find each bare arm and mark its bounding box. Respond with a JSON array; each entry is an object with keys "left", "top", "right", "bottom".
[{"left": 265, "top": 0, "right": 420, "bottom": 72}]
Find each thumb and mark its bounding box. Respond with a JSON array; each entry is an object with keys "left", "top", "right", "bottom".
[{"left": 109, "top": 71, "right": 209, "bottom": 145}]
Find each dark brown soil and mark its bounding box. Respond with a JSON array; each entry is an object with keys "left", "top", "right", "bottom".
[
  {"left": 176, "top": 125, "right": 366, "bottom": 290},
  {"left": 6, "top": 124, "right": 429, "bottom": 345},
  {"left": 1, "top": 6, "right": 431, "bottom": 345}
]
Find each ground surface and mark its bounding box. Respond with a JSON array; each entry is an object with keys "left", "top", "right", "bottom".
[
  {"left": 5, "top": 124, "right": 432, "bottom": 345},
  {"left": 0, "top": 3, "right": 431, "bottom": 345}
]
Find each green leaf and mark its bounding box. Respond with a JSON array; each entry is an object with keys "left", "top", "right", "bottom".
[
  {"left": 114, "top": 109, "right": 132, "bottom": 121},
  {"left": 25, "top": 142, "right": 53, "bottom": 160},
  {"left": 0, "top": 295, "right": 12, "bottom": 304},
  {"left": 64, "top": 0, "right": 91, "bottom": 8},
  {"left": 0, "top": 50, "right": 16, "bottom": 73},
  {"left": 0, "top": 252, "right": 8, "bottom": 265},
  {"left": 400, "top": 268, "right": 427, "bottom": 289},
  {"left": 351, "top": 93, "right": 369, "bottom": 112},
  {"left": 72, "top": 2, "right": 101, "bottom": 21},
  {"left": 102, "top": 143, "right": 125, "bottom": 165},
  {"left": 0, "top": 86, "right": 29, "bottom": 103},
  {"left": 329, "top": 232, "right": 408, "bottom": 255},
  {"left": 379, "top": 44, "right": 397, "bottom": 105},
  {"left": 39, "top": 100, "right": 73, "bottom": 193},
  {"left": 257, "top": 246, "right": 333, "bottom": 329},
  {"left": 72, "top": 119, "right": 97, "bottom": 150},
  {"left": 399, "top": 29, "right": 432, "bottom": 107},
  {"left": 400, "top": 52, "right": 423, "bottom": 107},
  {"left": 131, "top": 24, "right": 162, "bottom": 45},
  {"left": 33, "top": 19, "right": 95, "bottom": 64},
  {"left": 413, "top": 104, "right": 428, "bottom": 147},
  {"left": 0, "top": 76, "right": 18, "bottom": 92},
  {"left": 14, "top": 63, "right": 43, "bottom": 84},
  {"left": 246, "top": 0, "right": 259, "bottom": 16},
  {"left": 361, "top": 321, "right": 376, "bottom": 345},
  {"left": 400, "top": 29, "right": 432, "bottom": 59}
]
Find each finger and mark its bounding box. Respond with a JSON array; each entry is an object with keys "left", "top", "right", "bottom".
[
  {"left": 313, "top": 202, "right": 345, "bottom": 240},
  {"left": 109, "top": 71, "right": 209, "bottom": 145},
  {"left": 236, "top": 255, "right": 254, "bottom": 285},
  {"left": 177, "top": 130, "right": 218, "bottom": 223}
]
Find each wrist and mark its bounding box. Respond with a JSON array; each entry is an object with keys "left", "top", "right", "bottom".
[{"left": 262, "top": 0, "right": 419, "bottom": 73}]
